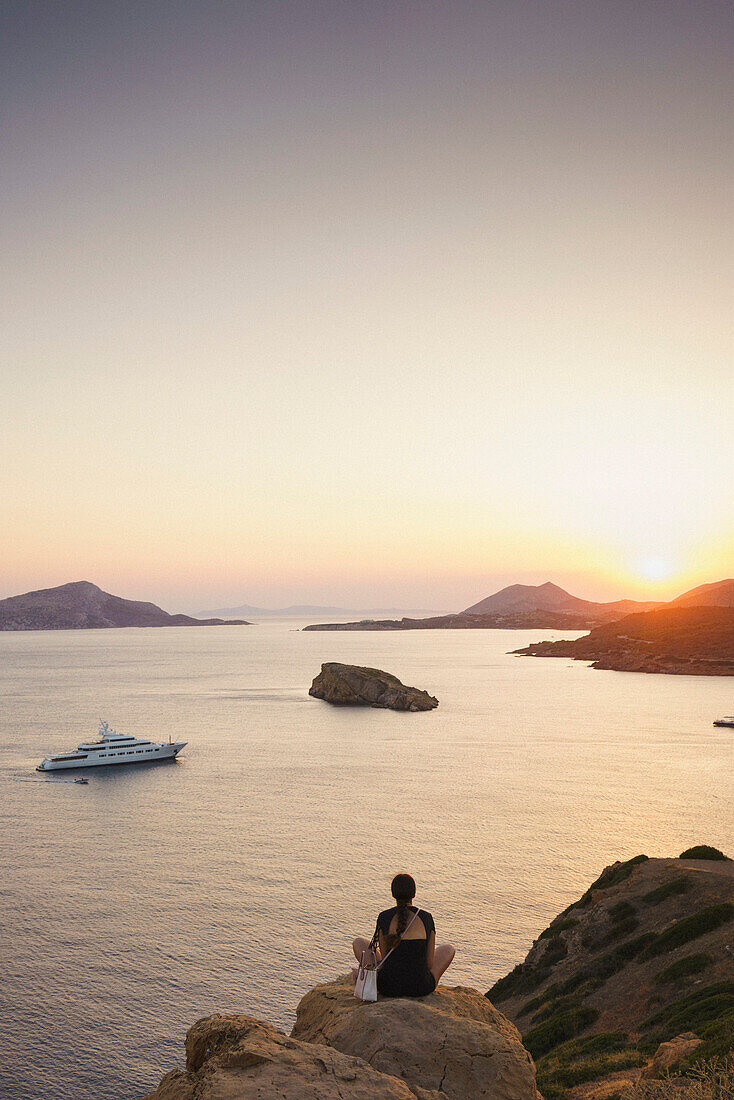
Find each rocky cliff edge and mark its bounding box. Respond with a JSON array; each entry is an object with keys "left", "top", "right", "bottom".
[{"left": 142, "top": 978, "right": 538, "bottom": 1099}]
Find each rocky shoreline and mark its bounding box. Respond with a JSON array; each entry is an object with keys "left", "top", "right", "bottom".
[
  {"left": 514, "top": 605, "right": 734, "bottom": 676},
  {"left": 143, "top": 979, "right": 538, "bottom": 1099},
  {"left": 143, "top": 850, "right": 733, "bottom": 1100}
]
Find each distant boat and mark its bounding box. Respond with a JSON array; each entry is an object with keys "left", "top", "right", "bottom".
[
  {"left": 713, "top": 716, "right": 734, "bottom": 727},
  {"left": 74, "top": 777, "right": 88, "bottom": 784},
  {"left": 36, "top": 720, "right": 187, "bottom": 772}
]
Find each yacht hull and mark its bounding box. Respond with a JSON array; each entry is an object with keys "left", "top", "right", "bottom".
[{"left": 37, "top": 743, "right": 187, "bottom": 771}]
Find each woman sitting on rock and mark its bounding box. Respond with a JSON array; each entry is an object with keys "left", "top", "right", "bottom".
[{"left": 352, "top": 873, "right": 455, "bottom": 997}]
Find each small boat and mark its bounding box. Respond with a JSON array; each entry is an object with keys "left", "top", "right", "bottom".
[
  {"left": 36, "top": 720, "right": 187, "bottom": 772},
  {"left": 713, "top": 716, "right": 734, "bottom": 728},
  {"left": 74, "top": 778, "right": 89, "bottom": 784}
]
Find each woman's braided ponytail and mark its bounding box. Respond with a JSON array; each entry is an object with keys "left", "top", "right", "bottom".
[{"left": 384, "top": 873, "right": 417, "bottom": 950}]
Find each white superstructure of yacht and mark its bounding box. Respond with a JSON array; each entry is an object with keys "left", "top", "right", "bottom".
[{"left": 36, "top": 720, "right": 187, "bottom": 771}]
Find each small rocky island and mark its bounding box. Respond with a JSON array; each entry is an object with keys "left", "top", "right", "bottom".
[
  {"left": 0, "top": 581, "right": 250, "bottom": 631},
  {"left": 309, "top": 663, "right": 438, "bottom": 711}
]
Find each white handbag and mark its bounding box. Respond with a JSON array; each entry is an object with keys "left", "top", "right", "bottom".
[
  {"left": 354, "top": 949, "right": 378, "bottom": 1002},
  {"left": 354, "top": 909, "right": 422, "bottom": 1002}
]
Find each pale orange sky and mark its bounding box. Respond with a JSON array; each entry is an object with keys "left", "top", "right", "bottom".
[{"left": 1, "top": 1, "right": 732, "bottom": 611}]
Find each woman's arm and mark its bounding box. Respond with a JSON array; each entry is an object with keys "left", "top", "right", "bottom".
[
  {"left": 377, "top": 929, "right": 387, "bottom": 961},
  {"left": 425, "top": 930, "right": 436, "bottom": 969}
]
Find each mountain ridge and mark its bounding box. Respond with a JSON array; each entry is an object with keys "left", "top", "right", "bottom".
[
  {"left": 304, "top": 579, "right": 734, "bottom": 632},
  {"left": 0, "top": 581, "right": 250, "bottom": 631}
]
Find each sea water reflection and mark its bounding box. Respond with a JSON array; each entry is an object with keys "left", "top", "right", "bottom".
[{"left": 1, "top": 623, "right": 731, "bottom": 1099}]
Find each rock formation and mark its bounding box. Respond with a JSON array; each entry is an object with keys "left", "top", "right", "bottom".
[
  {"left": 513, "top": 606, "right": 734, "bottom": 675},
  {"left": 143, "top": 981, "right": 538, "bottom": 1100},
  {"left": 309, "top": 663, "right": 438, "bottom": 711},
  {"left": 0, "top": 581, "right": 250, "bottom": 631},
  {"left": 641, "top": 1032, "right": 702, "bottom": 1078},
  {"left": 143, "top": 1013, "right": 417, "bottom": 1099},
  {"left": 293, "top": 976, "right": 538, "bottom": 1099}
]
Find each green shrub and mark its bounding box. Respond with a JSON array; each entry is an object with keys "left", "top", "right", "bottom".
[
  {"left": 531, "top": 994, "right": 583, "bottom": 1025},
  {"left": 610, "top": 915, "right": 639, "bottom": 939},
  {"left": 486, "top": 964, "right": 523, "bottom": 1002},
  {"left": 546, "top": 1031, "right": 630, "bottom": 1061},
  {"left": 518, "top": 984, "right": 563, "bottom": 1018},
  {"left": 654, "top": 953, "right": 712, "bottom": 985},
  {"left": 583, "top": 913, "right": 640, "bottom": 953},
  {"left": 609, "top": 901, "right": 636, "bottom": 923},
  {"left": 679, "top": 845, "right": 729, "bottom": 861},
  {"left": 638, "top": 983, "right": 734, "bottom": 1055},
  {"left": 561, "top": 932, "right": 657, "bottom": 995},
  {"left": 486, "top": 959, "right": 558, "bottom": 1002},
  {"left": 642, "top": 877, "right": 692, "bottom": 906},
  {"left": 640, "top": 904, "right": 734, "bottom": 959},
  {"left": 690, "top": 1008, "right": 734, "bottom": 1062},
  {"left": 539, "top": 917, "right": 578, "bottom": 940},
  {"left": 537, "top": 1051, "right": 645, "bottom": 1091},
  {"left": 540, "top": 936, "right": 568, "bottom": 967},
  {"left": 642, "top": 982, "right": 734, "bottom": 1031},
  {"left": 524, "top": 1006, "right": 599, "bottom": 1059},
  {"left": 564, "top": 855, "right": 648, "bottom": 913}
]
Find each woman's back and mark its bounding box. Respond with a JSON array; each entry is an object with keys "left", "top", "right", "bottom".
[{"left": 376, "top": 906, "right": 436, "bottom": 998}]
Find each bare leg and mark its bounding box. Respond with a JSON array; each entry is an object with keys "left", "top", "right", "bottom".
[
  {"left": 351, "top": 936, "right": 374, "bottom": 983},
  {"left": 430, "top": 943, "right": 455, "bottom": 985}
]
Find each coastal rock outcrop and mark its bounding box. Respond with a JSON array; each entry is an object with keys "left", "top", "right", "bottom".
[
  {"left": 293, "top": 976, "right": 538, "bottom": 1099},
  {"left": 642, "top": 1032, "right": 703, "bottom": 1078},
  {"left": 513, "top": 606, "right": 734, "bottom": 675},
  {"left": 142, "top": 1013, "right": 418, "bottom": 1099},
  {"left": 143, "top": 983, "right": 537, "bottom": 1099},
  {"left": 486, "top": 853, "right": 734, "bottom": 1098},
  {"left": 309, "top": 663, "right": 438, "bottom": 711}
]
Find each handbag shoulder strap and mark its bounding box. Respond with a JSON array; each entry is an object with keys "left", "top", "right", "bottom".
[{"left": 377, "top": 908, "right": 422, "bottom": 970}]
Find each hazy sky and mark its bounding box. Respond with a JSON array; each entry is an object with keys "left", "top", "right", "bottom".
[{"left": 1, "top": 1, "right": 732, "bottom": 611}]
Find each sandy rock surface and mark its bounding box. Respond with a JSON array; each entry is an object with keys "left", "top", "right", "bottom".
[
  {"left": 141, "top": 1013, "right": 419, "bottom": 1099},
  {"left": 293, "top": 976, "right": 538, "bottom": 1100},
  {"left": 642, "top": 1032, "right": 703, "bottom": 1078}
]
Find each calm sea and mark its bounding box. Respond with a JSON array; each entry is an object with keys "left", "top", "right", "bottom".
[{"left": 1, "top": 622, "right": 732, "bottom": 1099}]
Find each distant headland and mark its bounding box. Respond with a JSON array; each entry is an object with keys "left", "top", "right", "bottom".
[
  {"left": 514, "top": 602, "right": 734, "bottom": 675},
  {"left": 303, "top": 578, "right": 734, "bottom": 676},
  {"left": 0, "top": 581, "right": 250, "bottom": 631},
  {"left": 303, "top": 580, "right": 664, "bottom": 631}
]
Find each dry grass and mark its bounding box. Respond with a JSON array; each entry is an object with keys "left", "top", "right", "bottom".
[{"left": 622, "top": 1056, "right": 734, "bottom": 1100}]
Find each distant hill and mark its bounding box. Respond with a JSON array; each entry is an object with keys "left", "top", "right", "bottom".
[
  {"left": 0, "top": 582, "right": 250, "bottom": 631},
  {"left": 198, "top": 603, "right": 440, "bottom": 619},
  {"left": 463, "top": 581, "right": 658, "bottom": 618},
  {"left": 669, "top": 578, "right": 734, "bottom": 608},
  {"left": 304, "top": 578, "right": 734, "bottom": 633},
  {"left": 304, "top": 581, "right": 660, "bottom": 631},
  {"left": 515, "top": 604, "right": 734, "bottom": 674}
]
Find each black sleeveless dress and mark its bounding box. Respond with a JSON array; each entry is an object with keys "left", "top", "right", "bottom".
[{"left": 376, "top": 906, "right": 437, "bottom": 998}]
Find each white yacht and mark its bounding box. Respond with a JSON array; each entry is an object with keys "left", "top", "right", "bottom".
[
  {"left": 713, "top": 716, "right": 734, "bottom": 728},
  {"left": 36, "top": 720, "right": 187, "bottom": 771}
]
